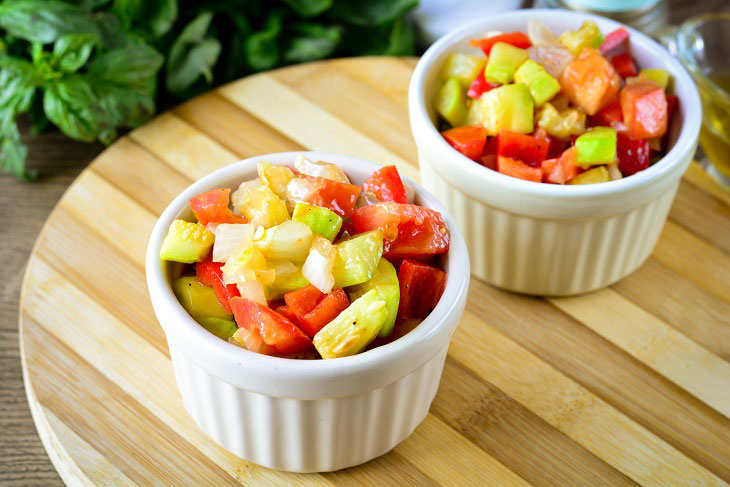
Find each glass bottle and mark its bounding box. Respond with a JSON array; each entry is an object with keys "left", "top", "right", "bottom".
[{"left": 533, "top": 0, "right": 669, "bottom": 36}]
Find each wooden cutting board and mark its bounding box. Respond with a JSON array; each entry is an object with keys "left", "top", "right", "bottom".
[{"left": 19, "top": 57, "right": 730, "bottom": 486}]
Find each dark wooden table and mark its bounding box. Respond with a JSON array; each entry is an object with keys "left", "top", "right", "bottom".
[{"left": 1, "top": 2, "right": 727, "bottom": 484}]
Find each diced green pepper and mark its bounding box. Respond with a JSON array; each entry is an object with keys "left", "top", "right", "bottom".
[
  {"left": 200, "top": 317, "right": 238, "bottom": 340},
  {"left": 568, "top": 166, "right": 611, "bottom": 184},
  {"left": 639, "top": 69, "right": 670, "bottom": 89},
  {"left": 292, "top": 202, "right": 343, "bottom": 242},
  {"left": 160, "top": 220, "right": 214, "bottom": 264},
  {"left": 485, "top": 42, "right": 530, "bottom": 84},
  {"left": 313, "top": 289, "right": 388, "bottom": 359},
  {"left": 439, "top": 53, "right": 487, "bottom": 88},
  {"left": 514, "top": 59, "right": 561, "bottom": 106},
  {"left": 172, "top": 276, "right": 232, "bottom": 322},
  {"left": 332, "top": 230, "right": 383, "bottom": 288},
  {"left": 575, "top": 127, "right": 617, "bottom": 167},
  {"left": 435, "top": 78, "right": 467, "bottom": 126},
  {"left": 349, "top": 259, "right": 399, "bottom": 337},
  {"left": 478, "top": 83, "right": 534, "bottom": 135},
  {"left": 559, "top": 20, "right": 604, "bottom": 56}
]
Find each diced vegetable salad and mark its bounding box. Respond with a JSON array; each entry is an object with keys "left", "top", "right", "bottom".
[
  {"left": 434, "top": 20, "right": 679, "bottom": 184},
  {"left": 160, "top": 156, "right": 450, "bottom": 359}
]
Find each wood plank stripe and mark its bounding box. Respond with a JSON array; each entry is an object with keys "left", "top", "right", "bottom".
[
  {"left": 450, "top": 310, "right": 725, "bottom": 487},
  {"left": 218, "top": 74, "right": 420, "bottom": 181},
  {"left": 467, "top": 279, "right": 730, "bottom": 482},
  {"left": 683, "top": 162, "right": 730, "bottom": 207},
  {"left": 129, "top": 112, "right": 239, "bottom": 180},
  {"left": 329, "top": 57, "right": 416, "bottom": 108},
  {"left": 393, "top": 414, "right": 530, "bottom": 486},
  {"left": 433, "top": 358, "right": 636, "bottom": 486},
  {"left": 653, "top": 221, "right": 730, "bottom": 303},
  {"left": 670, "top": 180, "right": 730, "bottom": 254},
  {"left": 174, "top": 92, "right": 304, "bottom": 158},
  {"left": 60, "top": 170, "right": 155, "bottom": 268},
  {"left": 612, "top": 258, "right": 730, "bottom": 361},
  {"left": 551, "top": 288, "right": 730, "bottom": 418},
  {"left": 22, "top": 257, "right": 335, "bottom": 486}
]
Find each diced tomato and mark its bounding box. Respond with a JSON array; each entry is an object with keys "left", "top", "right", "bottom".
[
  {"left": 397, "top": 259, "right": 447, "bottom": 319},
  {"left": 284, "top": 284, "right": 324, "bottom": 318},
  {"left": 483, "top": 135, "right": 498, "bottom": 156},
  {"left": 542, "top": 146, "right": 580, "bottom": 184},
  {"left": 620, "top": 80, "right": 668, "bottom": 139},
  {"left": 362, "top": 165, "right": 407, "bottom": 204},
  {"left": 497, "top": 156, "right": 543, "bottom": 182},
  {"left": 230, "top": 297, "right": 313, "bottom": 355},
  {"left": 497, "top": 130, "right": 549, "bottom": 167},
  {"left": 235, "top": 327, "right": 277, "bottom": 355},
  {"left": 351, "top": 203, "right": 449, "bottom": 259},
  {"left": 661, "top": 94, "right": 679, "bottom": 150},
  {"left": 469, "top": 32, "right": 531, "bottom": 56},
  {"left": 601, "top": 27, "right": 630, "bottom": 58},
  {"left": 298, "top": 289, "right": 350, "bottom": 337},
  {"left": 300, "top": 175, "right": 361, "bottom": 218},
  {"left": 534, "top": 128, "right": 568, "bottom": 159},
  {"left": 559, "top": 47, "right": 620, "bottom": 115},
  {"left": 196, "top": 255, "right": 240, "bottom": 314},
  {"left": 616, "top": 132, "right": 650, "bottom": 176},
  {"left": 275, "top": 304, "right": 301, "bottom": 325},
  {"left": 480, "top": 154, "right": 497, "bottom": 170},
  {"left": 467, "top": 70, "right": 499, "bottom": 98},
  {"left": 189, "top": 189, "right": 246, "bottom": 226},
  {"left": 442, "top": 126, "right": 489, "bottom": 161},
  {"left": 610, "top": 52, "right": 638, "bottom": 78},
  {"left": 589, "top": 102, "right": 624, "bottom": 128}
]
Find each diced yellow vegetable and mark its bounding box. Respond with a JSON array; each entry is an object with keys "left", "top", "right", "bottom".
[
  {"left": 257, "top": 161, "right": 295, "bottom": 198},
  {"left": 438, "top": 53, "right": 487, "bottom": 88},
  {"left": 435, "top": 77, "right": 467, "bottom": 126},
  {"left": 559, "top": 20, "right": 604, "bottom": 56},
  {"left": 160, "top": 220, "right": 214, "bottom": 264},
  {"left": 234, "top": 184, "right": 289, "bottom": 229},
  {"left": 222, "top": 243, "right": 274, "bottom": 285},
  {"left": 172, "top": 276, "right": 232, "bottom": 322},
  {"left": 568, "top": 166, "right": 611, "bottom": 184},
  {"left": 536, "top": 102, "right": 586, "bottom": 139},
  {"left": 477, "top": 83, "right": 534, "bottom": 135},
  {"left": 485, "top": 42, "right": 530, "bottom": 84},
  {"left": 639, "top": 69, "right": 670, "bottom": 90}
]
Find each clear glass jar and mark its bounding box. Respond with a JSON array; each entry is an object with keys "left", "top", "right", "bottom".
[{"left": 533, "top": 0, "right": 669, "bottom": 36}]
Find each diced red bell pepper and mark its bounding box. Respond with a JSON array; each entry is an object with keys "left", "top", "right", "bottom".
[
  {"left": 284, "top": 284, "right": 324, "bottom": 318},
  {"left": 467, "top": 70, "right": 499, "bottom": 98},
  {"left": 189, "top": 188, "right": 246, "bottom": 226},
  {"left": 542, "top": 146, "right": 580, "bottom": 184},
  {"left": 196, "top": 255, "right": 240, "bottom": 314},
  {"left": 298, "top": 289, "right": 350, "bottom": 337},
  {"left": 362, "top": 165, "right": 407, "bottom": 204},
  {"left": 601, "top": 27, "right": 630, "bottom": 58},
  {"left": 534, "top": 128, "right": 567, "bottom": 159},
  {"left": 497, "top": 130, "right": 549, "bottom": 167},
  {"left": 230, "top": 297, "right": 313, "bottom": 355},
  {"left": 351, "top": 202, "right": 449, "bottom": 259},
  {"left": 620, "top": 80, "right": 668, "bottom": 139},
  {"left": 397, "top": 259, "right": 447, "bottom": 319},
  {"left": 661, "top": 94, "right": 679, "bottom": 150},
  {"left": 300, "top": 175, "right": 361, "bottom": 218},
  {"left": 589, "top": 102, "right": 624, "bottom": 128},
  {"left": 480, "top": 154, "right": 497, "bottom": 170},
  {"left": 469, "top": 32, "right": 531, "bottom": 56},
  {"left": 610, "top": 52, "right": 638, "bottom": 79},
  {"left": 275, "top": 304, "right": 301, "bottom": 325},
  {"left": 442, "top": 126, "right": 489, "bottom": 161},
  {"left": 484, "top": 135, "right": 498, "bottom": 156},
  {"left": 616, "top": 132, "right": 650, "bottom": 176},
  {"left": 497, "top": 156, "right": 543, "bottom": 182}
]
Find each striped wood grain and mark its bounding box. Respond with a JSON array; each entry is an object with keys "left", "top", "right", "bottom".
[{"left": 20, "top": 58, "right": 730, "bottom": 486}]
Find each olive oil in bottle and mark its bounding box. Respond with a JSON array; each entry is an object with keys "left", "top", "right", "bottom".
[{"left": 696, "top": 71, "right": 730, "bottom": 182}]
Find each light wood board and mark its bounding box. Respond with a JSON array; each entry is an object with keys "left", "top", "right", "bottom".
[{"left": 19, "top": 57, "right": 730, "bottom": 486}]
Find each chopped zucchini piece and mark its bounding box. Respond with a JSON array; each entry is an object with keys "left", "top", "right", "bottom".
[
  {"left": 160, "top": 220, "right": 214, "bottom": 264},
  {"left": 349, "top": 259, "right": 399, "bottom": 337},
  {"left": 435, "top": 78, "right": 467, "bottom": 126},
  {"left": 172, "top": 276, "right": 231, "bottom": 321},
  {"left": 332, "top": 230, "right": 384, "bottom": 288},
  {"left": 485, "top": 42, "right": 530, "bottom": 84},
  {"left": 639, "top": 69, "right": 670, "bottom": 89},
  {"left": 313, "top": 289, "right": 388, "bottom": 359},
  {"left": 575, "top": 127, "right": 617, "bottom": 166},
  {"left": 514, "top": 59, "right": 561, "bottom": 106},
  {"left": 478, "top": 83, "right": 534, "bottom": 135},
  {"left": 254, "top": 220, "right": 313, "bottom": 262},
  {"left": 439, "top": 53, "right": 487, "bottom": 88},
  {"left": 200, "top": 317, "right": 238, "bottom": 340}
]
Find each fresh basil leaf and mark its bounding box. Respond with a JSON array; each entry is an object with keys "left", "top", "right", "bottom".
[
  {"left": 0, "top": 0, "right": 98, "bottom": 43},
  {"left": 327, "top": 0, "right": 418, "bottom": 27},
  {"left": 280, "top": 0, "right": 331, "bottom": 17},
  {"left": 382, "top": 17, "right": 415, "bottom": 56},
  {"left": 66, "top": 0, "right": 112, "bottom": 9},
  {"left": 221, "top": 12, "right": 250, "bottom": 82},
  {"left": 112, "top": 0, "right": 178, "bottom": 38},
  {"left": 43, "top": 76, "right": 103, "bottom": 142},
  {"left": 94, "top": 79, "right": 155, "bottom": 131},
  {"left": 88, "top": 39, "right": 163, "bottom": 94},
  {"left": 282, "top": 23, "right": 340, "bottom": 64},
  {"left": 166, "top": 11, "right": 221, "bottom": 96},
  {"left": 53, "top": 33, "right": 97, "bottom": 73},
  {"left": 0, "top": 57, "right": 41, "bottom": 112},
  {"left": 244, "top": 12, "right": 282, "bottom": 71},
  {"left": 0, "top": 110, "right": 35, "bottom": 180},
  {"left": 341, "top": 18, "right": 415, "bottom": 56}
]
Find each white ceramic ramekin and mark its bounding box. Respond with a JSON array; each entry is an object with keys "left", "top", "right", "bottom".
[
  {"left": 409, "top": 9, "right": 702, "bottom": 296},
  {"left": 146, "top": 152, "right": 470, "bottom": 472}
]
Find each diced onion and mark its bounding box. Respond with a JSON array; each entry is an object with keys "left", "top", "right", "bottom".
[
  {"left": 528, "top": 45, "right": 573, "bottom": 78},
  {"left": 302, "top": 236, "right": 336, "bottom": 293},
  {"left": 254, "top": 220, "right": 313, "bottom": 262},
  {"left": 527, "top": 20, "right": 560, "bottom": 46},
  {"left": 294, "top": 154, "right": 350, "bottom": 183},
  {"left": 236, "top": 280, "right": 268, "bottom": 306},
  {"left": 213, "top": 224, "right": 254, "bottom": 263},
  {"left": 355, "top": 191, "right": 381, "bottom": 209},
  {"left": 229, "top": 328, "right": 276, "bottom": 355},
  {"left": 285, "top": 177, "right": 315, "bottom": 204},
  {"left": 231, "top": 179, "right": 261, "bottom": 215}
]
